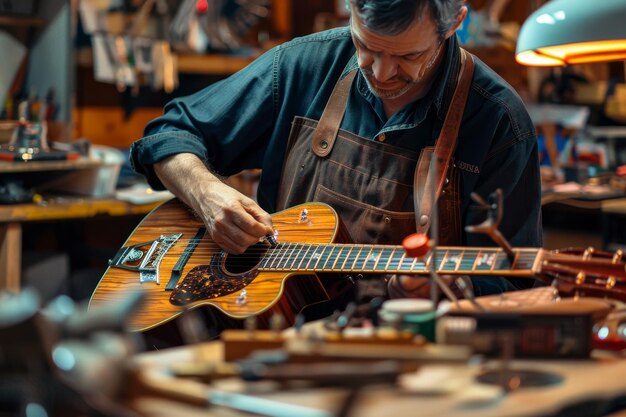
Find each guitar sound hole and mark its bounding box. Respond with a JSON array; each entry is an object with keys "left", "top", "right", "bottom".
[{"left": 223, "top": 242, "right": 269, "bottom": 275}]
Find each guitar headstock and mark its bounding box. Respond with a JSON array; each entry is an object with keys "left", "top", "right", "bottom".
[{"left": 538, "top": 247, "right": 626, "bottom": 302}]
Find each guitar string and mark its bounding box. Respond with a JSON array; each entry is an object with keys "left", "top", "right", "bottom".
[
  {"left": 127, "top": 240, "right": 622, "bottom": 267},
  {"left": 122, "top": 243, "right": 539, "bottom": 272}
]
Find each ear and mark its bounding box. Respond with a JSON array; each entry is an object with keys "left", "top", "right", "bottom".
[{"left": 445, "top": 5, "right": 468, "bottom": 38}]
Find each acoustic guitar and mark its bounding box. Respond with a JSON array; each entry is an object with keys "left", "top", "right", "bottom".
[{"left": 89, "top": 199, "right": 626, "bottom": 332}]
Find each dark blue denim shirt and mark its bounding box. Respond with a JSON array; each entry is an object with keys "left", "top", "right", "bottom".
[{"left": 131, "top": 27, "right": 543, "bottom": 294}]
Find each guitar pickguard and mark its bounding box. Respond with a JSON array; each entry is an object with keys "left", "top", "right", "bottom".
[{"left": 169, "top": 250, "right": 258, "bottom": 306}]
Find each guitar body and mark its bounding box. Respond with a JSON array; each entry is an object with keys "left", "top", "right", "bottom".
[
  {"left": 91, "top": 199, "right": 626, "bottom": 333},
  {"left": 89, "top": 200, "right": 339, "bottom": 332}
]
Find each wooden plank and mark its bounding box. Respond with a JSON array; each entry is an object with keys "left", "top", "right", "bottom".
[
  {"left": 76, "top": 48, "right": 256, "bottom": 76},
  {"left": 176, "top": 53, "right": 255, "bottom": 75},
  {"left": 0, "top": 16, "right": 46, "bottom": 28},
  {"left": 0, "top": 223, "right": 21, "bottom": 292},
  {"left": 0, "top": 159, "right": 103, "bottom": 174},
  {"left": 602, "top": 198, "right": 626, "bottom": 215},
  {"left": 73, "top": 107, "right": 163, "bottom": 148},
  {"left": 0, "top": 198, "right": 162, "bottom": 223},
  {"left": 271, "top": 0, "right": 292, "bottom": 40}
]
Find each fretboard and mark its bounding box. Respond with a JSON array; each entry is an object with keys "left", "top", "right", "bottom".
[{"left": 258, "top": 244, "right": 539, "bottom": 276}]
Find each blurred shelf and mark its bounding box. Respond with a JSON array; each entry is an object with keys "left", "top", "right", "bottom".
[
  {"left": 0, "top": 15, "right": 45, "bottom": 28},
  {"left": 0, "top": 196, "right": 162, "bottom": 223},
  {"left": 75, "top": 47, "right": 258, "bottom": 76},
  {"left": 0, "top": 158, "right": 103, "bottom": 173},
  {"left": 176, "top": 52, "right": 255, "bottom": 75}
]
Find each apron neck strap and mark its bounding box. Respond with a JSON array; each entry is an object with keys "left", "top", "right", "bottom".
[
  {"left": 415, "top": 48, "right": 475, "bottom": 234},
  {"left": 311, "top": 66, "right": 357, "bottom": 157}
]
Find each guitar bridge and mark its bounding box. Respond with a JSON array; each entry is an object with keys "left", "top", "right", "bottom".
[{"left": 108, "top": 233, "right": 183, "bottom": 284}]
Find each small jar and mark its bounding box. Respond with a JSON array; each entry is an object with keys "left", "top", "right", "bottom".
[{"left": 379, "top": 299, "right": 437, "bottom": 342}]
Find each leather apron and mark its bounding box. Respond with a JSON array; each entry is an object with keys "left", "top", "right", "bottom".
[{"left": 276, "top": 50, "right": 475, "bottom": 247}]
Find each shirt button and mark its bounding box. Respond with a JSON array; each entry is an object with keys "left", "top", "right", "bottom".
[
  {"left": 384, "top": 216, "right": 391, "bottom": 224},
  {"left": 445, "top": 177, "right": 450, "bottom": 185},
  {"left": 419, "top": 215, "right": 429, "bottom": 226},
  {"left": 377, "top": 133, "right": 386, "bottom": 142}
]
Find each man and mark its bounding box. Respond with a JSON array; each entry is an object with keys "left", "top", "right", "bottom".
[{"left": 131, "top": 0, "right": 542, "bottom": 301}]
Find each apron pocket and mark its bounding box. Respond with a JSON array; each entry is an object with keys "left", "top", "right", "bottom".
[{"left": 314, "top": 184, "right": 416, "bottom": 245}]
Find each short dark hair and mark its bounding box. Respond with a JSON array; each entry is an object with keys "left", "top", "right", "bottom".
[{"left": 349, "top": 0, "right": 465, "bottom": 38}]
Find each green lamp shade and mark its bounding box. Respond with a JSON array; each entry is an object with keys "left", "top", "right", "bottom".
[{"left": 516, "top": 0, "right": 626, "bottom": 66}]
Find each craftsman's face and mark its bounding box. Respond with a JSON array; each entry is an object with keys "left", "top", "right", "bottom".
[{"left": 350, "top": 6, "right": 444, "bottom": 99}]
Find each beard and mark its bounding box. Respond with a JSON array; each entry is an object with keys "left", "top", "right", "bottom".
[{"left": 359, "top": 68, "right": 417, "bottom": 100}]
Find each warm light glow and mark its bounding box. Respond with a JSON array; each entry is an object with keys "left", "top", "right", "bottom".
[
  {"left": 515, "top": 51, "right": 565, "bottom": 67},
  {"left": 568, "top": 52, "right": 626, "bottom": 64},
  {"left": 517, "top": 39, "right": 626, "bottom": 66}
]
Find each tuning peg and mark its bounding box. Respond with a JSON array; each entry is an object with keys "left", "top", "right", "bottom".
[
  {"left": 402, "top": 233, "right": 431, "bottom": 258},
  {"left": 613, "top": 250, "right": 624, "bottom": 264},
  {"left": 583, "top": 247, "right": 595, "bottom": 260}
]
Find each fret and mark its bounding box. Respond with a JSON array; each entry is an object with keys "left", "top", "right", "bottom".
[
  {"left": 382, "top": 247, "right": 395, "bottom": 271},
  {"left": 454, "top": 249, "right": 464, "bottom": 271},
  {"left": 409, "top": 255, "right": 428, "bottom": 273},
  {"left": 408, "top": 255, "right": 418, "bottom": 272},
  {"left": 440, "top": 250, "right": 463, "bottom": 272},
  {"left": 432, "top": 250, "right": 446, "bottom": 272},
  {"left": 475, "top": 250, "right": 498, "bottom": 271},
  {"left": 353, "top": 245, "right": 371, "bottom": 271},
  {"left": 258, "top": 250, "right": 271, "bottom": 269},
  {"left": 372, "top": 247, "right": 385, "bottom": 270},
  {"left": 270, "top": 243, "right": 284, "bottom": 269},
  {"left": 321, "top": 245, "right": 340, "bottom": 271},
  {"left": 298, "top": 244, "right": 316, "bottom": 271},
  {"left": 374, "top": 248, "right": 395, "bottom": 272},
  {"left": 387, "top": 248, "right": 403, "bottom": 271},
  {"left": 397, "top": 252, "right": 413, "bottom": 272},
  {"left": 287, "top": 244, "right": 305, "bottom": 271},
  {"left": 515, "top": 250, "right": 538, "bottom": 270},
  {"left": 330, "top": 245, "right": 345, "bottom": 270},
  {"left": 399, "top": 250, "right": 422, "bottom": 272},
  {"left": 266, "top": 246, "right": 282, "bottom": 269},
  {"left": 311, "top": 245, "right": 329, "bottom": 270},
  {"left": 424, "top": 253, "right": 433, "bottom": 271},
  {"left": 364, "top": 247, "right": 383, "bottom": 271},
  {"left": 276, "top": 243, "right": 294, "bottom": 269},
  {"left": 292, "top": 244, "right": 306, "bottom": 270},
  {"left": 287, "top": 243, "right": 304, "bottom": 270},
  {"left": 347, "top": 246, "right": 365, "bottom": 271},
  {"left": 459, "top": 250, "right": 480, "bottom": 272},
  {"left": 493, "top": 251, "right": 514, "bottom": 271},
  {"left": 339, "top": 246, "right": 354, "bottom": 271}
]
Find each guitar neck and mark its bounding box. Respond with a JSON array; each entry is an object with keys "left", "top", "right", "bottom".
[{"left": 258, "top": 244, "right": 540, "bottom": 277}]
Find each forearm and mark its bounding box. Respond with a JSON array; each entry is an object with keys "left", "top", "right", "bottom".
[
  {"left": 154, "top": 153, "right": 223, "bottom": 215},
  {"left": 154, "top": 152, "right": 273, "bottom": 254}
]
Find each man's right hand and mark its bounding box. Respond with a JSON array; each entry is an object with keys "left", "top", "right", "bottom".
[
  {"left": 195, "top": 182, "right": 274, "bottom": 254},
  {"left": 154, "top": 153, "right": 274, "bottom": 254}
]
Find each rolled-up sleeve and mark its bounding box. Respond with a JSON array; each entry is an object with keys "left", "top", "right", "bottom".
[
  {"left": 130, "top": 131, "right": 210, "bottom": 190},
  {"left": 129, "top": 47, "right": 277, "bottom": 190}
]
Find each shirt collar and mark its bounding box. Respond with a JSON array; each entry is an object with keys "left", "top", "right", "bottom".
[
  {"left": 433, "top": 34, "right": 462, "bottom": 120},
  {"left": 341, "top": 53, "right": 359, "bottom": 78}
]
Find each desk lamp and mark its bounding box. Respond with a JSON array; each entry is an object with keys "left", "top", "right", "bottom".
[{"left": 515, "top": 0, "right": 626, "bottom": 67}]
